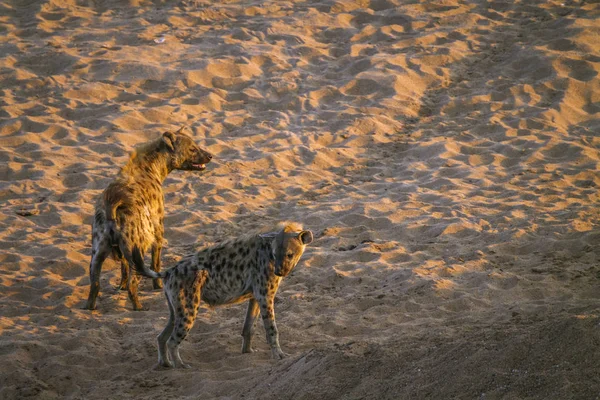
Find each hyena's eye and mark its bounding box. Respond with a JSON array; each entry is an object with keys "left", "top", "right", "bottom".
[{"left": 286, "top": 253, "right": 293, "bottom": 259}]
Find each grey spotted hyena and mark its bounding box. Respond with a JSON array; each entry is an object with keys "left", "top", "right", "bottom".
[
  {"left": 132, "top": 222, "right": 313, "bottom": 368},
  {"left": 84, "top": 127, "right": 213, "bottom": 311}
]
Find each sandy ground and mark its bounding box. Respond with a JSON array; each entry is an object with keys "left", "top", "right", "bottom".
[{"left": 1, "top": 0, "right": 599, "bottom": 399}]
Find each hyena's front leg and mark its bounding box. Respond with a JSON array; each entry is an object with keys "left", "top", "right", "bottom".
[
  {"left": 121, "top": 241, "right": 146, "bottom": 310},
  {"left": 157, "top": 291, "right": 176, "bottom": 368},
  {"left": 241, "top": 298, "right": 260, "bottom": 353},
  {"left": 116, "top": 256, "right": 129, "bottom": 291},
  {"left": 127, "top": 272, "right": 144, "bottom": 311},
  {"left": 258, "top": 295, "right": 287, "bottom": 360}
]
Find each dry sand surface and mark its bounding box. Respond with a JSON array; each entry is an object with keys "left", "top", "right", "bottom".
[{"left": 1, "top": 0, "right": 600, "bottom": 398}]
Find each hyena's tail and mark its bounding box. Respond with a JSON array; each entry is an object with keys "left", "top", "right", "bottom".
[
  {"left": 103, "top": 185, "right": 127, "bottom": 251},
  {"left": 131, "top": 246, "right": 166, "bottom": 279},
  {"left": 105, "top": 198, "right": 122, "bottom": 224}
]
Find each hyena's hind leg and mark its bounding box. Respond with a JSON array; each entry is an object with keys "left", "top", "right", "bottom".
[
  {"left": 166, "top": 270, "right": 208, "bottom": 368},
  {"left": 84, "top": 234, "right": 111, "bottom": 310}
]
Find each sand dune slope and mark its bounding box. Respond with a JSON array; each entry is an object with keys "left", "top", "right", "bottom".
[{"left": 1, "top": 0, "right": 599, "bottom": 399}]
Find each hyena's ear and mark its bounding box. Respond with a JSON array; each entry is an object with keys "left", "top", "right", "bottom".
[
  {"left": 260, "top": 231, "right": 280, "bottom": 260},
  {"left": 299, "top": 230, "right": 313, "bottom": 245},
  {"left": 259, "top": 232, "right": 278, "bottom": 240},
  {"left": 162, "top": 131, "right": 176, "bottom": 152}
]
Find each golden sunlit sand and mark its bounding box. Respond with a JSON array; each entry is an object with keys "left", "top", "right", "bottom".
[{"left": 0, "top": 0, "right": 599, "bottom": 398}]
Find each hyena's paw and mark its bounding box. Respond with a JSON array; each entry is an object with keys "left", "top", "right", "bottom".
[{"left": 271, "top": 349, "right": 289, "bottom": 360}]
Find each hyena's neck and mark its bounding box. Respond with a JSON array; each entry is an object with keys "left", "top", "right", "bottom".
[{"left": 123, "top": 151, "right": 170, "bottom": 183}]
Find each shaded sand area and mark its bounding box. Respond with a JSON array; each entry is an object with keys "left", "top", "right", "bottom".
[{"left": 1, "top": 0, "right": 599, "bottom": 398}]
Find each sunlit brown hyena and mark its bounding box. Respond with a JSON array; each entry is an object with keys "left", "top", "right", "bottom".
[
  {"left": 132, "top": 222, "right": 313, "bottom": 368},
  {"left": 84, "top": 127, "right": 213, "bottom": 311}
]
